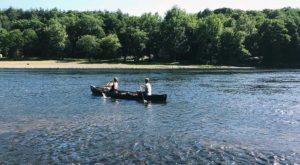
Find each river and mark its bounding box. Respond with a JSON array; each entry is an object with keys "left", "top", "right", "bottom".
[{"left": 0, "top": 69, "right": 299, "bottom": 164}]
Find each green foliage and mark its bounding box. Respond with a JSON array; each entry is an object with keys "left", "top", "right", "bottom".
[
  {"left": 76, "top": 35, "right": 99, "bottom": 59},
  {"left": 0, "top": 15, "right": 11, "bottom": 29},
  {"left": 5, "top": 7, "right": 22, "bottom": 21},
  {"left": 219, "top": 28, "right": 250, "bottom": 65},
  {"left": 284, "top": 17, "right": 300, "bottom": 63},
  {"left": 98, "top": 34, "right": 121, "bottom": 59},
  {"left": 194, "top": 14, "right": 223, "bottom": 64},
  {"left": 0, "top": 7, "right": 300, "bottom": 67},
  {"left": 160, "top": 7, "right": 193, "bottom": 61},
  {"left": 119, "top": 27, "right": 148, "bottom": 62},
  {"left": 64, "top": 14, "right": 105, "bottom": 57},
  {"left": 258, "top": 19, "right": 291, "bottom": 65},
  {"left": 234, "top": 14, "right": 256, "bottom": 35},
  {"left": 43, "top": 19, "right": 68, "bottom": 58},
  {"left": 102, "top": 11, "right": 125, "bottom": 34},
  {"left": 75, "top": 14, "right": 105, "bottom": 38},
  {"left": 140, "top": 13, "right": 161, "bottom": 58},
  {"left": 23, "top": 28, "right": 38, "bottom": 57},
  {"left": 0, "top": 28, "right": 9, "bottom": 56},
  {"left": 12, "top": 19, "right": 44, "bottom": 31},
  {"left": 6, "top": 29, "right": 24, "bottom": 58}
]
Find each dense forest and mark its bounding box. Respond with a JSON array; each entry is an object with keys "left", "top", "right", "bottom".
[{"left": 0, "top": 7, "right": 300, "bottom": 66}]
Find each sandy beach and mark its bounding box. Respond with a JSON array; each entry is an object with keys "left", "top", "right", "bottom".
[{"left": 0, "top": 60, "right": 252, "bottom": 69}]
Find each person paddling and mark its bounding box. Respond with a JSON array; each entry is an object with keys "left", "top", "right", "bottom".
[
  {"left": 105, "top": 77, "right": 118, "bottom": 92},
  {"left": 140, "top": 78, "right": 152, "bottom": 96}
]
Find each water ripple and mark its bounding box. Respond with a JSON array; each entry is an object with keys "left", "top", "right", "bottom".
[{"left": 1, "top": 69, "right": 300, "bottom": 164}]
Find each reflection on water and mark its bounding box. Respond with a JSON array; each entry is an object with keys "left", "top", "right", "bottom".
[{"left": 0, "top": 69, "right": 300, "bottom": 164}]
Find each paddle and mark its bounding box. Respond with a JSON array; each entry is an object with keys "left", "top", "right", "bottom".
[
  {"left": 102, "top": 92, "right": 108, "bottom": 99},
  {"left": 101, "top": 81, "right": 112, "bottom": 99},
  {"left": 140, "top": 86, "right": 147, "bottom": 103},
  {"left": 100, "top": 85, "right": 109, "bottom": 99}
]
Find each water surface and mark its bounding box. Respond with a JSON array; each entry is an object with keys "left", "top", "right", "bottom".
[{"left": 0, "top": 69, "right": 300, "bottom": 164}]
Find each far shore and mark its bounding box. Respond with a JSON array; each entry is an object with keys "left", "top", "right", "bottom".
[{"left": 0, "top": 60, "right": 255, "bottom": 69}]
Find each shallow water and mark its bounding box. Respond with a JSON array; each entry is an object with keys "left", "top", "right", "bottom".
[{"left": 0, "top": 69, "right": 300, "bottom": 164}]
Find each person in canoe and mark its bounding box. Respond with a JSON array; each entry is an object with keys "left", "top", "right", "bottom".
[
  {"left": 140, "top": 78, "right": 152, "bottom": 96},
  {"left": 105, "top": 77, "right": 118, "bottom": 92}
]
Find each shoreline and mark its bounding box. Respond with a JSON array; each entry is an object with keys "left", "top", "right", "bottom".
[{"left": 0, "top": 60, "right": 255, "bottom": 70}]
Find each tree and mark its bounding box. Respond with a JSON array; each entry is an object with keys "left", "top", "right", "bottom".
[
  {"left": 194, "top": 14, "right": 223, "bottom": 64},
  {"left": 218, "top": 28, "right": 250, "bottom": 65},
  {"left": 59, "top": 13, "right": 78, "bottom": 57},
  {"left": 197, "top": 8, "right": 212, "bottom": 18},
  {"left": 74, "top": 14, "right": 105, "bottom": 38},
  {"left": 160, "top": 7, "right": 194, "bottom": 61},
  {"left": 258, "top": 19, "right": 291, "bottom": 66},
  {"left": 1, "top": 7, "right": 300, "bottom": 66},
  {"left": 263, "top": 9, "right": 284, "bottom": 19},
  {"left": 6, "top": 29, "right": 24, "bottom": 58},
  {"left": 214, "top": 8, "right": 233, "bottom": 16},
  {"left": 12, "top": 19, "right": 44, "bottom": 31},
  {"left": 76, "top": 35, "right": 99, "bottom": 60},
  {"left": 98, "top": 34, "right": 121, "bottom": 59},
  {"left": 69, "top": 14, "right": 105, "bottom": 57},
  {"left": 119, "top": 27, "right": 148, "bottom": 62},
  {"left": 140, "top": 13, "right": 162, "bottom": 59},
  {"left": 23, "top": 28, "right": 38, "bottom": 57},
  {"left": 43, "top": 19, "right": 68, "bottom": 58},
  {"left": 284, "top": 18, "right": 300, "bottom": 63},
  {"left": 234, "top": 14, "right": 256, "bottom": 35},
  {"left": 0, "top": 15, "right": 11, "bottom": 29},
  {"left": 5, "top": 7, "right": 22, "bottom": 21},
  {"left": 0, "top": 28, "right": 9, "bottom": 57},
  {"left": 102, "top": 10, "right": 125, "bottom": 34}
]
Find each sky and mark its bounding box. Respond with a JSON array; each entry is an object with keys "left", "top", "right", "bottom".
[{"left": 1, "top": 0, "right": 300, "bottom": 16}]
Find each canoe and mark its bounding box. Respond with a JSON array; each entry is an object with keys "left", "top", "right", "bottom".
[{"left": 90, "top": 85, "right": 167, "bottom": 102}]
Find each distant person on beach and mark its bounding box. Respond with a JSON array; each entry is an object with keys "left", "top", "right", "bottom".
[{"left": 140, "top": 78, "right": 152, "bottom": 96}]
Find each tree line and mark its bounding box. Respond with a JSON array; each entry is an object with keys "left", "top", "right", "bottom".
[{"left": 1, "top": 7, "right": 300, "bottom": 67}]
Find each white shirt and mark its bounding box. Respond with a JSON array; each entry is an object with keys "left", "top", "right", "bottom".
[
  {"left": 145, "top": 83, "right": 152, "bottom": 95},
  {"left": 113, "top": 82, "right": 118, "bottom": 90}
]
